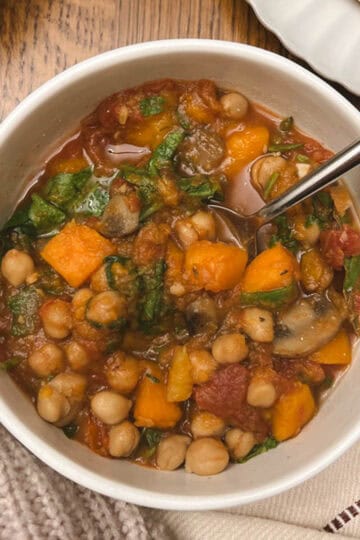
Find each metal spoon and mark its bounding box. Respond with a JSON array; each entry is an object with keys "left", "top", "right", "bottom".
[{"left": 209, "top": 138, "right": 360, "bottom": 255}]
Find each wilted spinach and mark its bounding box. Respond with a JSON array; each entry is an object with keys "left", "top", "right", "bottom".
[{"left": 8, "top": 286, "right": 41, "bottom": 337}]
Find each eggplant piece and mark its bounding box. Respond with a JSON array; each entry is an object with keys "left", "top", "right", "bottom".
[{"left": 176, "top": 127, "right": 225, "bottom": 176}]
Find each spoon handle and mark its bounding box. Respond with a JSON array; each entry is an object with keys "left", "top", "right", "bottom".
[{"left": 257, "top": 138, "right": 360, "bottom": 223}]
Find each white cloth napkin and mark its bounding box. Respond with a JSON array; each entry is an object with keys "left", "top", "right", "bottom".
[{"left": 1, "top": 423, "right": 359, "bottom": 539}]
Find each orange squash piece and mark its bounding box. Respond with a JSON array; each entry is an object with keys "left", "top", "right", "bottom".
[
  {"left": 167, "top": 346, "right": 193, "bottom": 402},
  {"left": 134, "top": 364, "right": 182, "bottom": 429},
  {"left": 272, "top": 383, "right": 316, "bottom": 442},
  {"left": 225, "top": 126, "right": 270, "bottom": 177},
  {"left": 184, "top": 240, "right": 248, "bottom": 293},
  {"left": 126, "top": 111, "right": 176, "bottom": 149},
  {"left": 41, "top": 221, "right": 115, "bottom": 288},
  {"left": 311, "top": 329, "right": 351, "bottom": 365},
  {"left": 242, "top": 244, "right": 299, "bottom": 293}
]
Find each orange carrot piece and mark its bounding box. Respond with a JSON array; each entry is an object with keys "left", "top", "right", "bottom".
[
  {"left": 311, "top": 329, "right": 351, "bottom": 365},
  {"left": 272, "top": 383, "right": 316, "bottom": 442},
  {"left": 134, "top": 364, "right": 182, "bottom": 429},
  {"left": 184, "top": 240, "right": 248, "bottom": 293},
  {"left": 242, "top": 244, "right": 299, "bottom": 293},
  {"left": 41, "top": 221, "right": 115, "bottom": 288}
]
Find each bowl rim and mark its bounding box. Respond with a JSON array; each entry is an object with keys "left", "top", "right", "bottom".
[{"left": 1, "top": 38, "right": 360, "bottom": 511}]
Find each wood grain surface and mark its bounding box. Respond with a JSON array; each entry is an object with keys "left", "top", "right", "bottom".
[{"left": 0, "top": 0, "right": 359, "bottom": 122}]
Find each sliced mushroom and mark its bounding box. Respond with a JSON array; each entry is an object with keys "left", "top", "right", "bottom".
[
  {"left": 186, "top": 295, "right": 218, "bottom": 335},
  {"left": 175, "top": 127, "right": 225, "bottom": 175},
  {"left": 99, "top": 194, "right": 139, "bottom": 238},
  {"left": 273, "top": 295, "right": 344, "bottom": 357},
  {"left": 251, "top": 155, "right": 287, "bottom": 192}
]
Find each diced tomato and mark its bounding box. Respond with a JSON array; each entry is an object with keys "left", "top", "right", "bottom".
[
  {"left": 320, "top": 226, "right": 360, "bottom": 270},
  {"left": 194, "top": 364, "right": 269, "bottom": 438}
]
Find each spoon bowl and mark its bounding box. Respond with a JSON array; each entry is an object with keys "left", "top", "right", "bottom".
[{"left": 210, "top": 138, "right": 360, "bottom": 256}]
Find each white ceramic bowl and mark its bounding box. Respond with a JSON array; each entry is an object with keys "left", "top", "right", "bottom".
[{"left": 1, "top": 39, "right": 360, "bottom": 511}]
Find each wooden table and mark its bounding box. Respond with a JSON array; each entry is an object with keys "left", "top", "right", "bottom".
[{"left": 0, "top": 0, "right": 359, "bottom": 122}]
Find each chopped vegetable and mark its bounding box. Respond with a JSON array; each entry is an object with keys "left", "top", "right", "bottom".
[
  {"left": 41, "top": 221, "right": 116, "bottom": 287},
  {"left": 8, "top": 286, "right": 41, "bottom": 336},
  {"left": 242, "top": 244, "right": 299, "bottom": 293},
  {"left": 311, "top": 329, "right": 351, "bottom": 365},
  {"left": 269, "top": 215, "right": 299, "bottom": 253},
  {"left": 178, "top": 175, "right": 223, "bottom": 200},
  {"left": 138, "top": 259, "right": 166, "bottom": 330},
  {"left": 268, "top": 142, "right": 303, "bottom": 153},
  {"left": 237, "top": 436, "right": 278, "bottom": 463},
  {"left": 272, "top": 383, "right": 316, "bottom": 441},
  {"left": 225, "top": 127, "right": 270, "bottom": 176},
  {"left": 240, "top": 282, "right": 297, "bottom": 309},
  {"left": 29, "top": 194, "right": 66, "bottom": 234},
  {"left": 296, "top": 154, "right": 310, "bottom": 163},
  {"left": 344, "top": 256, "right": 360, "bottom": 293},
  {"left": 140, "top": 96, "right": 165, "bottom": 117},
  {"left": 134, "top": 366, "right": 182, "bottom": 429},
  {"left": 0, "top": 357, "right": 22, "bottom": 371},
  {"left": 279, "top": 116, "right": 293, "bottom": 132},
  {"left": 43, "top": 168, "right": 92, "bottom": 210},
  {"left": 71, "top": 184, "right": 109, "bottom": 217},
  {"left": 263, "top": 172, "right": 279, "bottom": 199},
  {"left": 185, "top": 240, "right": 248, "bottom": 293},
  {"left": 62, "top": 423, "right": 79, "bottom": 438},
  {"left": 104, "top": 255, "right": 138, "bottom": 297},
  {"left": 167, "top": 346, "right": 193, "bottom": 402},
  {"left": 148, "top": 129, "right": 185, "bottom": 175}
]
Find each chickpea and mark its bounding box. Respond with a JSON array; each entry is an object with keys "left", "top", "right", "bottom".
[
  {"left": 28, "top": 343, "right": 65, "bottom": 377},
  {"left": 191, "top": 411, "right": 225, "bottom": 439},
  {"left": 1, "top": 249, "right": 35, "bottom": 287},
  {"left": 50, "top": 372, "right": 87, "bottom": 400},
  {"left": 91, "top": 390, "right": 131, "bottom": 425},
  {"left": 40, "top": 299, "right": 73, "bottom": 339},
  {"left": 86, "top": 291, "right": 127, "bottom": 327},
  {"left": 189, "top": 349, "right": 217, "bottom": 384},
  {"left": 220, "top": 92, "right": 249, "bottom": 120},
  {"left": 240, "top": 308, "right": 274, "bottom": 343},
  {"left": 105, "top": 351, "right": 141, "bottom": 394},
  {"left": 72, "top": 288, "right": 94, "bottom": 321},
  {"left": 293, "top": 215, "right": 320, "bottom": 247},
  {"left": 247, "top": 380, "right": 277, "bottom": 408},
  {"left": 37, "top": 385, "right": 70, "bottom": 423},
  {"left": 108, "top": 421, "right": 140, "bottom": 457},
  {"left": 174, "top": 218, "right": 198, "bottom": 249},
  {"left": 190, "top": 211, "right": 216, "bottom": 241},
  {"left": 225, "top": 428, "right": 256, "bottom": 460},
  {"left": 185, "top": 438, "right": 229, "bottom": 476},
  {"left": 90, "top": 264, "right": 109, "bottom": 292},
  {"left": 211, "top": 333, "right": 248, "bottom": 364},
  {"left": 156, "top": 435, "right": 191, "bottom": 471},
  {"left": 64, "top": 341, "right": 90, "bottom": 371},
  {"left": 169, "top": 282, "right": 186, "bottom": 297}
]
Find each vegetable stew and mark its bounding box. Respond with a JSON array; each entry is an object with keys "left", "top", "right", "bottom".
[{"left": 1, "top": 79, "right": 359, "bottom": 476}]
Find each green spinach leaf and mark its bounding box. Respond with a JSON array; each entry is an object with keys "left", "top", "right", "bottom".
[
  {"left": 138, "top": 259, "right": 166, "bottom": 330},
  {"left": 43, "top": 168, "right": 92, "bottom": 210},
  {"left": 71, "top": 185, "right": 109, "bottom": 217},
  {"left": 140, "top": 96, "right": 165, "bottom": 117},
  {"left": 344, "top": 256, "right": 360, "bottom": 293},
  {"left": 268, "top": 142, "right": 303, "bottom": 153},
  {"left": 8, "top": 286, "right": 41, "bottom": 337},
  {"left": 238, "top": 436, "right": 278, "bottom": 463},
  {"left": 140, "top": 428, "right": 162, "bottom": 458},
  {"left": 148, "top": 129, "right": 185, "bottom": 175},
  {"left": 178, "top": 175, "right": 223, "bottom": 200},
  {"left": 0, "top": 357, "right": 22, "bottom": 371},
  {"left": 28, "top": 194, "right": 66, "bottom": 234},
  {"left": 269, "top": 215, "right": 299, "bottom": 253}
]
